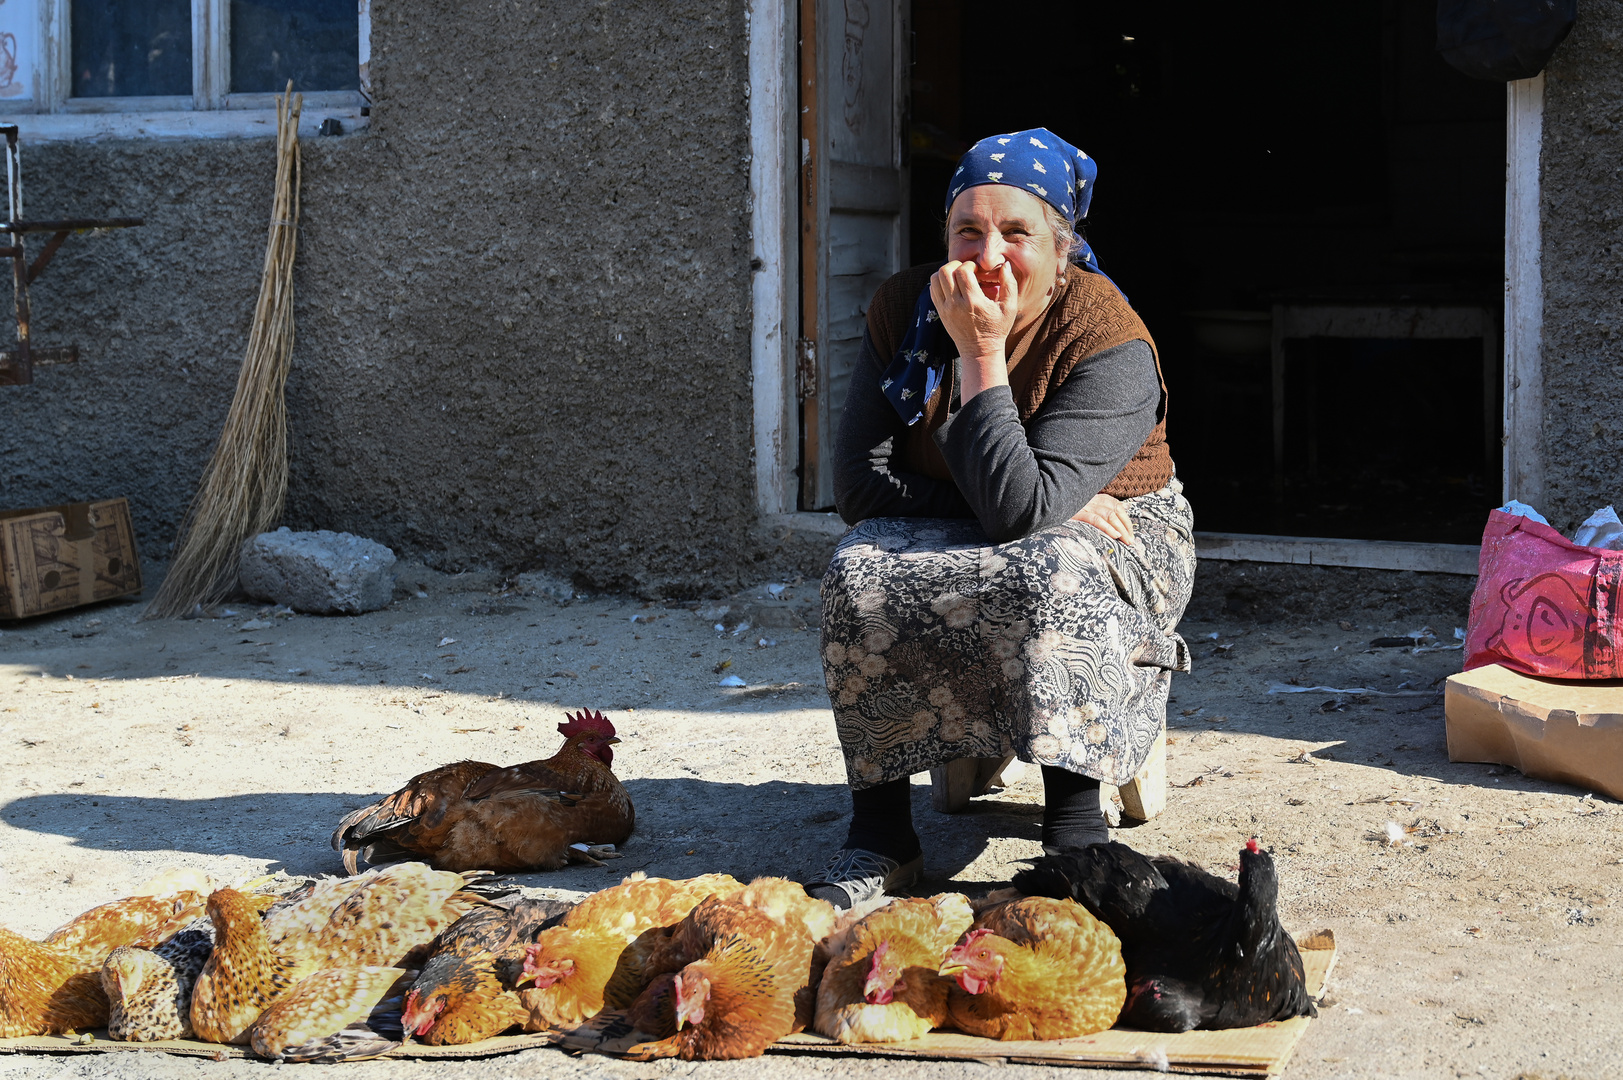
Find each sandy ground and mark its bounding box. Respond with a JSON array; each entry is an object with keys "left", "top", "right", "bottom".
[{"left": 0, "top": 565, "right": 1619, "bottom": 1080}]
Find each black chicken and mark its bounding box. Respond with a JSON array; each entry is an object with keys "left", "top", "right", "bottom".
[{"left": 1012, "top": 839, "right": 1317, "bottom": 1032}]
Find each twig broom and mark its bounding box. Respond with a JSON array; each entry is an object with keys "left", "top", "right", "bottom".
[{"left": 147, "top": 86, "right": 302, "bottom": 618}]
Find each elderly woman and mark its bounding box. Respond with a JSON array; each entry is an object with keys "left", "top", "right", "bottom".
[{"left": 805, "top": 129, "right": 1195, "bottom": 909}]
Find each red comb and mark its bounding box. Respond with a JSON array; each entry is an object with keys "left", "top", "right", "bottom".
[
  {"left": 1245, "top": 838, "right": 1260, "bottom": 854},
  {"left": 558, "top": 708, "right": 615, "bottom": 738}
]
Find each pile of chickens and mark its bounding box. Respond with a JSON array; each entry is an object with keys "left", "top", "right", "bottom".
[
  {"left": 0, "top": 708, "right": 1319, "bottom": 1061},
  {"left": 0, "top": 837, "right": 1318, "bottom": 1062}
]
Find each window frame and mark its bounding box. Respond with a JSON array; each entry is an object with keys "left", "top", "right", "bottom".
[{"left": 6, "top": 0, "right": 369, "bottom": 139}]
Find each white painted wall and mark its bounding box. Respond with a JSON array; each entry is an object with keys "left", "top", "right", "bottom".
[{"left": 0, "top": 0, "right": 36, "bottom": 102}]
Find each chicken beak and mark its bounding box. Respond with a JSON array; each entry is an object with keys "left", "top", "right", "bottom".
[
  {"left": 937, "top": 960, "right": 969, "bottom": 978},
  {"left": 606, "top": 737, "right": 622, "bottom": 745}
]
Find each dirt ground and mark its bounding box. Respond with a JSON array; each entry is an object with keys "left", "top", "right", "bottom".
[{"left": 0, "top": 565, "right": 1619, "bottom": 1080}]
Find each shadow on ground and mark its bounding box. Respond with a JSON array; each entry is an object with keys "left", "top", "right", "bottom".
[{"left": 0, "top": 776, "right": 1047, "bottom": 893}]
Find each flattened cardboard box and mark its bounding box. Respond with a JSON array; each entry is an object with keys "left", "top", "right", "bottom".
[
  {"left": 0, "top": 931, "right": 1335, "bottom": 1077},
  {"left": 1446, "top": 664, "right": 1623, "bottom": 801},
  {"left": 0, "top": 498, "right": 141, "bottom": 619}
]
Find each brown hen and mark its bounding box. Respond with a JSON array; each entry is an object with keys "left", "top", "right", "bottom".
[
  {"left": 399, "top": 898, "right": 567, "bottom": 1045},
  {"left": 938, "top": 895, "right": 1125, "bottom": 1040},
  {"left": 331, "top": 709, "right": 633, "bottom": 874},
  {"left": 815, "top": 893, "right": 974, "bottom": 1043}
]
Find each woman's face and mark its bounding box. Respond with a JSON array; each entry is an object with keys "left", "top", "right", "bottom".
[{"left": 946, "top": 185, "right": 1063, "bottom": 329}]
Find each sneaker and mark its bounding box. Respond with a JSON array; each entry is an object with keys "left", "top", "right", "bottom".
[{"left": 804, "top": 847, "right": 923, "bottom": 908}]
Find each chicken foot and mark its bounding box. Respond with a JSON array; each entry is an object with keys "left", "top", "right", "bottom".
[{"left": 566, "top": 844, "right": 624, "bottom": 867}]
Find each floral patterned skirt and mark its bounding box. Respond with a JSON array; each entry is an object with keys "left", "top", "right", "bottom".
[{"left": 820, "top": 481, "right": 1196, "bottom": 789}]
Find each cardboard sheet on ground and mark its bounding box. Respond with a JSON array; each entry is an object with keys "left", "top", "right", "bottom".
[{"left": 0, "top": 931, "right": 1334, "bottom": 1076}]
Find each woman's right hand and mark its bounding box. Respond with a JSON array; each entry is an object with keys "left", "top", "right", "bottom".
[
  {"left": 930, "top": 259, "right": 1020, "bottom": 365},
  {"left": 1073, "top": 492, "right": 1136, "bottom": 545}
]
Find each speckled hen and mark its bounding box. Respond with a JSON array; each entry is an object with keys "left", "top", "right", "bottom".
[{"left": 103, "top": 929, "right": 214, "bottom": 1041}]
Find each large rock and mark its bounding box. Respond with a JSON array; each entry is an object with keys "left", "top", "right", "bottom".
[{"left": 238, "top": 528, "right": 397, "bottom": 614}]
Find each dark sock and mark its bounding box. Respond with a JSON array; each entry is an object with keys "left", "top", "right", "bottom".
[
  {"left": 1041, "top": 765, "right": 1108, "bottom": 854},
  {"left": 806, "top": 778, "right": 920, "bottom": 910},
  {"left": 843, "top": 777, "right": 921, "bottom": 861}
]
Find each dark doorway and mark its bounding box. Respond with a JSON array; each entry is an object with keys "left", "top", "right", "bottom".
[{"left": 908, "top": 1, "right": 1504, "bottom": 543}]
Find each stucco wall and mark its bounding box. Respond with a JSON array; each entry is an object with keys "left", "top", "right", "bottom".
[
  {"left": 0, "top": 0, "right": 758, "bottom": 596},
  {"left": 1540, "top": 1, "right": 1623, "bottom": 530}
]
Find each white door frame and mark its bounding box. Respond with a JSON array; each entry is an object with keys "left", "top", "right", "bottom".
[
  {"left": 748, "top": 0, "right": 800, "bottom": 517},
  {"left": 749, "top": 13, "right": 1546, "bottom": 569},
  {"left": 1503, "top": 74, "right": 1544, "bottom": 508}
]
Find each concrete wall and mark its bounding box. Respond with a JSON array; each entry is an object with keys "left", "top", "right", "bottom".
[
  {"left": 0, "top": 0, "right": 762, "bottom": 597},
  {"left": 1540, "top": 1, "right": 1623, "bottom": 531}
]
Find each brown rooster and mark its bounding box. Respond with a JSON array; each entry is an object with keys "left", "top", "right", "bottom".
[
  {"left": 0, "top": 928, "right": 108, "bottom": 1038},
  {"left": 514, "top": 873, "right": 744, "bottom": 1032},
  {"left": 814, "top": 893, "right": 974, "bottom": 1043},
  {"left": 399, "top": 898, "right": 568, "bottom": 1045},
  {"left": 331, "top": 708, "right": 633, "bottom": 873},
  {"left": 938, "top": 895, "right": 1125, "bottom": 1040},
  {"left": 620, "top": 879, "right": 835, "bottom": 1060},
  {"left": 190, "top": 864, "right": 485, "bottom": 1045}
]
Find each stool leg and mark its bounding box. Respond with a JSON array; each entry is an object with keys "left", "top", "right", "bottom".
[
  {"left": 930, "top": 754, "right": 1016, "bottom": 814},
  {"left": 1119, "top": 731, "right": 1167, "bottom": 822}
]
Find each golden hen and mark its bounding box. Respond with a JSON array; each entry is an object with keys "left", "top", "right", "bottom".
[
  {"left": 620, "top": 879, "right": 834, "bottom": 1060},
  {"left": 248, "top": 965, "right": 416, "bottom": 1062},
  {"left": 514, "top": 872, "right": 744, "bottom": 1032},
  {"left": 331, "top": 709, "right": 633, "bottom": 874},
  {"left": 815, "top": 893, "right": 973, "bottom": 1043},
  {"left": 2, "top": 885, "right": 213, "bottom": 1039},
  {"left": 938, "top": 895, "right": 1125, "bottom": 1040},
  {"left": 43, "top": 891, "right": 207, "bottom": 966},
  {"left": 0, "top": 928, "right": 107, "bottom": 1038}
]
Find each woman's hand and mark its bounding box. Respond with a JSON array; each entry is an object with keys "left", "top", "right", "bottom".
[
  {"left": 1072, "top": 492, "right": 1136, "bottom": 545},
  {"left": 930, "top": 261, "right": 1018, "bottom": 402}
]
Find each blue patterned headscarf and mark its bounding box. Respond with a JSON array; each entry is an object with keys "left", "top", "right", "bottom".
[{"left": 881, "top": 127, "right": 1112, "bottom": 426}]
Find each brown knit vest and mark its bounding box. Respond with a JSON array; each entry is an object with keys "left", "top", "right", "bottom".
[{"left": 865, "top": 263, "right": 1174, "bottom": 499}]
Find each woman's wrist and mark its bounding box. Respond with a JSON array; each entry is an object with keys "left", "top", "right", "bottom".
[{"left": 958, "top": 350, "right": 1010, "bottom": 403}]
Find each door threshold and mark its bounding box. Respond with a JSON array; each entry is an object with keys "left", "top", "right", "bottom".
[
  {"left": 760, "top": 516, "right": 1482, "bottom": 576},
  {"left": 1195, "top": 532, "right": 1479, "bottom": 575}
]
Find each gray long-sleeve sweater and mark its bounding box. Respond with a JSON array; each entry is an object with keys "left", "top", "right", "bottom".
[{"left": 832, "top": 329, "right": 1161, "bottom": 542}]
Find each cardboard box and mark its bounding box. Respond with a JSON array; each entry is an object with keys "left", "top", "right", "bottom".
[
  {"left": 1445, "top": 663, "right": 1623, "bottom": 800},
  {"left": 0, "top": 498, "right": 142, "bottom": 619}
]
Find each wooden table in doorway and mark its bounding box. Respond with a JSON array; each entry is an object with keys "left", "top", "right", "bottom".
[{"left": 1268, "top": 303, "right": 1500, "bottom": 498}]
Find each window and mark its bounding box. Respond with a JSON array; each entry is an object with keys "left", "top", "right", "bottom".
[{"left": 0, "top": 0, "right": 369, "bottom": 139}]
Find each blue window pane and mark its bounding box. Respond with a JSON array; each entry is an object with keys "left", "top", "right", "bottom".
[
  {"left": 71, "top": 0, "right": 193, "bottom": 98},
  {"left": 230, "top": 0, "right": 358, "bottom": 94}
]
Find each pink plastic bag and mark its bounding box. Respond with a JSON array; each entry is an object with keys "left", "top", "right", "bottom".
[{"left": 1465, "top": 509, "right": 1623, "bottom": 678}]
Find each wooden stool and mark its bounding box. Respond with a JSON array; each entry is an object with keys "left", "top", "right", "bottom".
[
  {"left": 1107, "top": 729, "right": 1168, "bottom": 823},
  {"left": 929, "top": 733, "right": 1167, "bottom": 823},
  {"left": 929, "top": 754, "right": 1016, "bottom": 814}
]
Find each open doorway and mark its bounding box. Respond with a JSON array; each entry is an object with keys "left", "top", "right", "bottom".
[{"left": 862, "top": 1, "right": 1503, "bottom": 543}]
